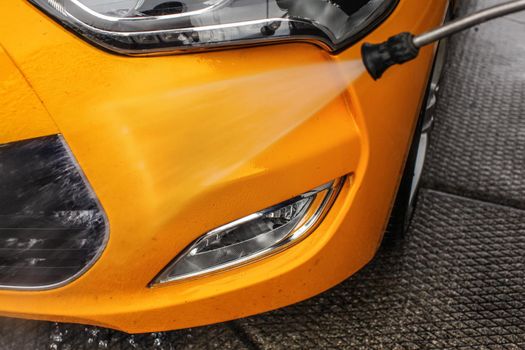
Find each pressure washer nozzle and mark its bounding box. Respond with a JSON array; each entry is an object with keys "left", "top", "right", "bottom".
[
  {"left": 361, "top": 32, "right": 419, "bottom": 80},
  {"left": 361, "top": 0, "right": 525, "bottom": 80}
]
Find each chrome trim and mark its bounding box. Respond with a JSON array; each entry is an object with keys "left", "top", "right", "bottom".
[
  {"left": 68, "top": 0, "right": 230, "bottom": 25},
  {"left": 151, "top": 177, "right": 346, "bottom": 286},
  {"left": 28, "top": 0, "right": 337, "bottom": 55}
]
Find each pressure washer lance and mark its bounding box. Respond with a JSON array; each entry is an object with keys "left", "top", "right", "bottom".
[{"left": 362, "top": 0, "right": 525, "bottom": 80}]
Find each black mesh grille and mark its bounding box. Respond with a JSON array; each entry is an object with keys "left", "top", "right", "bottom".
[{"left": 0, "top": 135, "right": 107, "bottom": 289}]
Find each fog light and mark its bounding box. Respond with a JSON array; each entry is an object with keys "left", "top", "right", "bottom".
[{"left": 152, "top": 178, "right": 344, "bottom": 285}]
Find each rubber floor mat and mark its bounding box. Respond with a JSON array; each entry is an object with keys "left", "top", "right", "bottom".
[
  {"left": 421, "top": 0, "right": 525, "bottom": 209},
  {"left": 234, "top": 190, "right": 525, "bottom": 349},
  {"left": 0, "top": 318, "right": 247, "bottom": 350}
]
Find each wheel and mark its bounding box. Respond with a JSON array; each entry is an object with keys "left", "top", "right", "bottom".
[{"left": 387, "top": 34, "right": 449, "bottom": 235}]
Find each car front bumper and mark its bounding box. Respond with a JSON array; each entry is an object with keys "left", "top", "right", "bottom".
[{"left": 0, "top": 0, "right": 448, "bottom": 333}]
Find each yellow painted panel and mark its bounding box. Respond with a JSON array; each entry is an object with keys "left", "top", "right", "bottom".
[
  {"left": 0, "top": 0, "right": 448, "bottom": 332},
  {"left": 0, "top": 45, "right": 58, "bottom": 144}
]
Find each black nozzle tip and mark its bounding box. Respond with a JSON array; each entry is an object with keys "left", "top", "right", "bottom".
[{"left": 361, "top": 32, "right": 419, "bottom": 80}]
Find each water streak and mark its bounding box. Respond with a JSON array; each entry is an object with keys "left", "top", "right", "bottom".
[{"left": 101, "top": 59, "right": 364, "bottom": 224}]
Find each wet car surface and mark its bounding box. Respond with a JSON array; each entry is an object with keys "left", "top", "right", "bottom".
[{"left": 0, "top": 0, "right": 524, "bottom": 348}]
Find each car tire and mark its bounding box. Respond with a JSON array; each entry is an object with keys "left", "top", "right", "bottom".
[
  {"left": 387, "top": 33, "right": 449, "bottom": 235},
  {"left": 386, "top": 104, "right": 426, "bottom": 235}
]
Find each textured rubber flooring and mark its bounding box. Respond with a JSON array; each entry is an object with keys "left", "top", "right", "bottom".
[
  {"left": 236, "top": 190, "right": 525, "bottom": 349},
  {"left": 421, "top": 0, "right": 525, "bottom": 210},
  {"left": 1, "top": 0, "right": 524, "bottom": 349},
  {"left": 0, "top": 318, "right": 248, "bottom": 350}
]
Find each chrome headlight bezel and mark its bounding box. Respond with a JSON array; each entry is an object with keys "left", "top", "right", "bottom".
[
  {"left": 28, "top": 0, "right": 398, "bottom": 55},
  {"left": 151, "top": 177, "right": 345, "bottom": 286}
]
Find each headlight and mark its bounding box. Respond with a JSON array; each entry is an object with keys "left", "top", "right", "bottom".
[
  {"left": 152, "top": 177, "right": 344, "bottom": 285},
  {"left": 29, "top": 0, "right": 398, "bottom": 55}
]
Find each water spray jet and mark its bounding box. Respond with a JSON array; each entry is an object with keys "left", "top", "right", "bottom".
[{"left": 362, "top": 0, "right": 525, "bottom": 80}]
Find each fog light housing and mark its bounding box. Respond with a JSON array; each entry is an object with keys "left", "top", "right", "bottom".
[{"left": 152, "top": 178, "right": 344, "bottom": 285}]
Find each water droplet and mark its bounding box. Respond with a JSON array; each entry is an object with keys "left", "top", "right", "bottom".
[
  {"left": 90, "top": 327, "right": 101, "bottom": 337},
  {"left": 49, "top": 322, "right": 64, "bottom": 349},
  {"left": 128, "top": 335, "right": 138, "bottom": 348},
  {"left": 50, "top": 333, "right": 63, "bottom": 342}
]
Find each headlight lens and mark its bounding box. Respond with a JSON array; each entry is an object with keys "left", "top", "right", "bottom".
[
  {"left": 152, "top": 177, "right": 344, "bottom": 285},
  {"left": 29, "top": 0, "right": 398, "bottom": 55}
]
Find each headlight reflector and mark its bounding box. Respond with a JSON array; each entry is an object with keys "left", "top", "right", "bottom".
[
  {"left": 29, "top": 0, "right": 398, "bottom": 54},
  {"left": 152, "top": 178, "right": 344, "bottom": 285}
]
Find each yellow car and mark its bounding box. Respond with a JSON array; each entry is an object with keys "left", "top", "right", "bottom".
[{"left": 0, "top": 0, "right": 449, "bottom": 333}]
